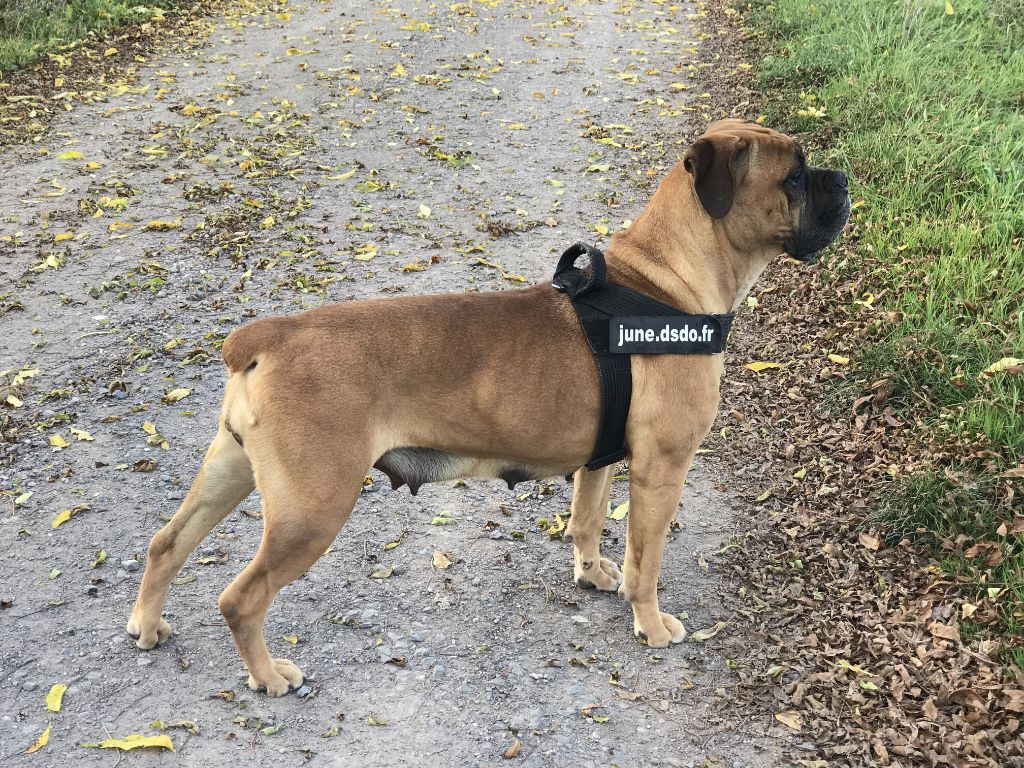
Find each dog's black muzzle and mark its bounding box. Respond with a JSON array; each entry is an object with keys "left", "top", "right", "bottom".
[{"left": 786, "top": 167, "right": 851, "bottom": 262}]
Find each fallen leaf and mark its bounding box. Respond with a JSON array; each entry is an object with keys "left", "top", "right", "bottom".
[
  {"left": 52, "top": 504, "right": 89, "bottom": 529},
  {"left": 283, "top": 634, "right": 299, "bottom": 645},
  {"left": 922, "top": 697, "right": 938, "bottom": 720},
  {"left": 744, "top": 361, "right": 784, "bottom": 372},
  {"left": 608, "top": 502, "right": 629, "bottom": 520},
  {"left": 82, "top": 734, "right": 175, "bottom": 751},
  {"left": 161, "top": 388, "right": 191, "bottom": 403},
  {"left": 417, "top": 204, "right": 431, "bottom": 219},
  {"left": 827, "top": 353, "right": 850, "bottom": 364},
  {"left": 370, "top": 565, "right": 395, "bottom": 579},
  {"left": 503, "top": 738, "right": 522, "bottom": 759},
  {"left": 775, "top": 711, "right": 802, "bottom": 731},
  {"left": 91, "top": 550, "right": 107, "bottom": 569},
  {"left": 858, "top": 531, "right": 881, "bottom": 551},
  {"left": 25, "top": 722, "right": 50, "bottom": 753},
  {"left": 49, "top": 434, "right": 70, "bottom": 449},
  {"left": 432, "top": 550, "right": 451, "bottom": 570},
  {"left": 69, "top": 426, "right": 93, "bottom": 441},
  {"left": 45, "top": 684, "right": 66, "bottom": 712},
  {"left": 57, "top": 150, "right": 84, "bottom": 161},
  {"left": 981, "top": 357, "right": 1023, "bottom": 376},
  {"left": 688, "top": 621, "right": 727, "bottom": 642}
]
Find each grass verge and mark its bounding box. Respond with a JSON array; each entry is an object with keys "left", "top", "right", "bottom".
[
  {"left": 0, "top": 0, "right": 172, "bottom": 75},
  {"left": 745, "top": 0, "right": 1023, "bottom": 646}
]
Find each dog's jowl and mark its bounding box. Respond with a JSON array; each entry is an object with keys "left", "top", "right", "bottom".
[{"left": 126, "top": 120, "right": 850, "bottom": 697}]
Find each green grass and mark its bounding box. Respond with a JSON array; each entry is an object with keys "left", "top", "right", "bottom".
[
  {"left": 745, "top": 0, "right": 1023, "bottom": 650},
  {"left": 0, "top": 0, "right": 170, "bottom": 75}
]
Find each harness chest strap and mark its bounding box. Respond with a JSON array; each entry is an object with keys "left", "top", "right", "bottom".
[{"left": 552, "top": 243, "right": 735, "bottom": 471}]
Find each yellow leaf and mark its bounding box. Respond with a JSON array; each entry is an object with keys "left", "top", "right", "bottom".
[
  {"left": 49, "top": 433, "right": 70, "bottom": 449},
  {"left": 327, "top": 167, "right": 358, "bottom": 180},
  {"left": 54, "top": 77, "right": 64, "bottom": 88},
  {"left": 391, "top": 63, "right": 407, "bottom": 77},
  {"left": 744, "top": 361, "right": 784, "bottom": 372},
  {"left": 432, "top": 550, "right": 452, "bottom": 570},
  {"left": 84, "top": 162, "right": 101, "bottom": 170},
  {"left": 142, "top": 220, "right": 180, "bottom": 232},
  {"left": 46, "top": 684, "right": 66, "bottom": 712},
  {"left": 25, "top": 722, "right": 50, "bottom": 753},
  {"left": 945, "top": 0, "right": 955, "bottom": 14},
  {"left": 7, "top": 394, "right": 23, "bottom": 407},
  {"left": 181, "top": 103, "right": 202, "bottom": 116},
  {"left": 982, "top": 357, "right": 1023, "bottom": 376},
  {"left": 82, "top": 734, "right": 175, "bottom": 752},
  {"left": 161, "top": 388, "right": 191, "bottom": 403},
  {"left": 104, "top": 47, "right": 118, "bottom": 57},
  {"left": 608, "top": 502, "right": 628, "bottom": 520},
  {"left": 417, "top": 204, "right": 431, "bottom": 219},
  {"left": 57, "top": 150, "right": 84, "bottom": 161},
  {"left": 370, "top": 565, "right": 395, "bottom": 579},
  {"left": 507, "top": 122, "right": 527, "bottom": 130},
  {"left": 52, "top": 510, "right": 72, "bottom": 528},
  {"left": 70, "top": 426, "right": 93, "bottom": 441},
  {"left": 15, "top": 491, "right": 32, "bottom": 505},
  {"left": 283, "top": 634, "right": 299, "bottom": 645},
  {"left": 142, "top": 421, "right": 157, "bottom": 435},
  {"left": 827, "top": 354, "right": 849, "bottom": 365},
  {"left": 54, "top": 232, "right": 75, "bottom": 242},
  {"left": 595, "top": 224, "right": 609, "bottom": 236}
]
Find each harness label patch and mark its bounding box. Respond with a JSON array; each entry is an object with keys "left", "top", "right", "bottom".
[{"left": 610, "top": 316, "right": 728, "bottom": 354}]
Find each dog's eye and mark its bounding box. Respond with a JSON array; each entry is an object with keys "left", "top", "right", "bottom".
[{"left": 785, "top": 169, "right": 803, "bottom": 186}]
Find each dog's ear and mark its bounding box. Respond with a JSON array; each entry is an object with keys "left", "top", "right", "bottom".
[{"left": 684, "top": 136, "right": 749, "bottom": 219}]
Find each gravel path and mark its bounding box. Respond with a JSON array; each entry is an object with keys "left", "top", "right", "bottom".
[{"left": 1, "top": 1, "right": 783, "bottom": 765}]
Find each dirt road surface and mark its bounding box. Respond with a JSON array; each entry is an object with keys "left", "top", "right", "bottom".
[{"left": 1, "top": 1, "right": 784, "bottom": 765}]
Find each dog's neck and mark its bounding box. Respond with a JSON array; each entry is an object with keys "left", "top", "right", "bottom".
[{"left": 604, "top": 164, "right": 778, "bottom": 315}]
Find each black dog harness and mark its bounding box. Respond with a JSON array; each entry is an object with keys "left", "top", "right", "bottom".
[{"left": 552, "top": 243, "right": 735, "bottom": 470}]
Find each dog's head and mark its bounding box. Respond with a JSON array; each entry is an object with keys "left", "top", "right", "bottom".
[{"left": 683, "top": 119, "right": 850, "bottom": 262}]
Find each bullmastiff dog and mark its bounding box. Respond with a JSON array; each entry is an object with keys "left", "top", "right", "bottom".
[{"left": 126, "top": 119, "right": 850, "bottom": 696}]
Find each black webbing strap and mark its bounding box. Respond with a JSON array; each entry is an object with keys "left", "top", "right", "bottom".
[{"left": 552, "top": 243, "right": 735, "bottom": 470}]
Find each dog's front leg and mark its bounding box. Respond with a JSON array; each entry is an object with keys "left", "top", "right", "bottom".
[
  {"left": 565, "top": 466, "right": 623, "bottom": 591},
  {"left": 618, "top": 454, "right": 691, "bottom": 647}
]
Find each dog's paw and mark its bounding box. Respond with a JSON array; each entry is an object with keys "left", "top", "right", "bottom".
[
  {"left": 633, "top": 612, "right": 687, "bottom": 648},
  {"left": 126, "top": 615, "right": 173, "bottom": 650},
  {"left": 574, "top": 556, "right": 623, "bottom": 592},
  {"left": 248, "top": 658, "right": 305, "bottom": 698}
]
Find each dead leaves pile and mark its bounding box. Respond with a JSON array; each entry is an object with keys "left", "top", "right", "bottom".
[{"left": 693, "top": 3, "right": 1023, "bottom": 765}]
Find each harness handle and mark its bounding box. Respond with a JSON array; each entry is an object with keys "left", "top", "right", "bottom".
[{"left": 552, "top": 243, "right": 607, "bottom": 298}]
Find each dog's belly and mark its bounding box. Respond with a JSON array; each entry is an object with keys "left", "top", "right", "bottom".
[{"left": 373, "top": 447, "right": 565, "bottom": 495}]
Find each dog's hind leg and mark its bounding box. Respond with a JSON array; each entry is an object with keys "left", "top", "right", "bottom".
[
  {"left": 565, "top": 466, "right": 623, "bottom": 591},
  {"left": 127, "top": 426, "right": 254, "bottom": 649},
  {"left": 217, "top": 457, "right": 367, "bottom": 697}
]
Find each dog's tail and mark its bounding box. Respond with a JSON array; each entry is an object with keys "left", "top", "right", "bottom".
[{"left": 221, "top": 317, "right": 283, "bottom": 374}]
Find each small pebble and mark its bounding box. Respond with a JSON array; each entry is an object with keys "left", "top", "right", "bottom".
[{"left": 122, "top": 559, "right": 140, "bottom": 573}]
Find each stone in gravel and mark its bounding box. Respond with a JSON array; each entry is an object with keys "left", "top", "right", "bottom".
[
  {"left": 488, "top": 530, "right": 506, "bottom": 540},
  {"left": 137, "top": 657, "right": 153, "bottom": 666},
  {"left": 22, "top": 681, "right": 38, "bottom": 692},
  {"left": 295, "top": 684, "right": 312, "bottom": 698},
  {"left": 121, "top": 559, "right": 140, "bottom": 572}
]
